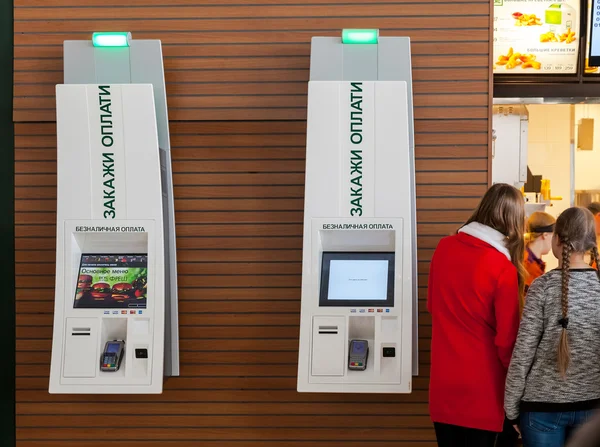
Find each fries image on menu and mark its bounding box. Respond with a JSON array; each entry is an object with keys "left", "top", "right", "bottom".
[
  {"left": 512, "top": 12, "right": 542, "bottom": 26},
  {"left": 496, "top": 48, "right": 542, "bottom": 70},
  {"left": 540, "top": 29, "right": 576, "bottom": 44}
]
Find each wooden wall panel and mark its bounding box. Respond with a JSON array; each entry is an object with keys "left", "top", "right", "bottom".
[
  {"left": 14, "top": 0, "right": 491, "bottom": 445},
  {"left": 14, "top": 0, "right": 490, "bottom": 121}
]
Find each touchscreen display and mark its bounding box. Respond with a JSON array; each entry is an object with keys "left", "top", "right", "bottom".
[
  {"left": 328, "top": 260, "right": 388, "bottom": 301},
  {"left": 106, "top": 343, "right": 121, "bottom": 354},
  {"left": 590, "top": 0, "right": 600, "bottom": 66},
  {"left": 351, "top": 341, "right": 367, "bottom": 355},
  {"left": 319, "top": 252, "right": 394, "bottom": 307},
  {"left": 74, "top": 254, "right": 147, "bottom": 309}
]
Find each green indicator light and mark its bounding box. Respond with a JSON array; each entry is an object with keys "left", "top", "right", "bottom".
[
  {"left": 92, "top": 32, "right": 131, "bottom": 47},
  {"left": 342, "top": 29, "right": 379, "bottom": 45}
]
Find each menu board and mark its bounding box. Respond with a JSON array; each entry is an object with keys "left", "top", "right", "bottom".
[
  {"left": 494, "top": 0, "right": 580, "bottom": 74},
  {"left": 587, "top": 0, "right": 600, "bottom": 71}
]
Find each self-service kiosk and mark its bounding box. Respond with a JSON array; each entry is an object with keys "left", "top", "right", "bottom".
[
  {"left": 297, "top": 30, "right": 417, "bottom": 393},
  {"left": 49, "top": 33, "right": 179, "bottom": 394}
]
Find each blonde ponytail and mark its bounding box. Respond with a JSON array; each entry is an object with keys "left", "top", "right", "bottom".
[{"left": 525, "top": 212, "right": 556, "bottom": 246}]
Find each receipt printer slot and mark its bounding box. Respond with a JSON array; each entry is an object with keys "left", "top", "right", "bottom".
[
  {"left": 63, "top": 318, "right": 99, "bottom": 378},
  {"left": 311, "top": 316, "right": 346, "bottom": 376}
]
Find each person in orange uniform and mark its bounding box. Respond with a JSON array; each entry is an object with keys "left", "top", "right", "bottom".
[
  {"left": 587, "top": 203, "right": 600, "bottom": 269},
  {"left": 523, "top": 211, "right": 556, "bottom": 294}
]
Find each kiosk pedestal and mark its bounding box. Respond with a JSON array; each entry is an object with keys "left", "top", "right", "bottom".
[
  {"left": 49, "top": 33, "right": 178, "bottom": 394},
  {"left": 297, "top": 30, "right": 417, "bottom": 394}
]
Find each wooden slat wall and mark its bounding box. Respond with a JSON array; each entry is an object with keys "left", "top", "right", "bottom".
[{"left": 14, "top": 0, "right": 491, "bottom": 445}]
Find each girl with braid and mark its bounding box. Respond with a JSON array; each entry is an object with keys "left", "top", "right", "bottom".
[{"left": 504, "top": 207, "right": 600, "bottom": 447}]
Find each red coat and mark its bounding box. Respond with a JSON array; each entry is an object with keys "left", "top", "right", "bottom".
[{"left": 428, "top": 232, "right": 520, "bottom": 432}]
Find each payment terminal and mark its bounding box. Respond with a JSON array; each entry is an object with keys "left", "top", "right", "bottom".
[
  {"left": 100, "top": 340, "right": 125, "bottom": 372},
  {"left": 348, "top": 339, "right": 369, "bottom": 371}
]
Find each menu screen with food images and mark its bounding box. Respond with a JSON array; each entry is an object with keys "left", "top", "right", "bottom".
[
  {"left": 493, "top": 0, "right": 580, "bottom": 74},
  {"left": 73, "top": 254, "right": 148, "bottom": 309}
]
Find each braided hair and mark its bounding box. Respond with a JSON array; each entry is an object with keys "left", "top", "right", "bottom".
[
  {"left": 558, "top": 240, "right": 573, "bottom": 378},
  {"left": 591, "top": 247, "right": 600, "bottom": 282},
  {"left": 554, "top": 207, "right": 599, "bottom": 378}
]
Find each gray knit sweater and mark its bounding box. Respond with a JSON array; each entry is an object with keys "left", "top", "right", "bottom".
[{"left": 505, "top": 269, "right": 600, "bottom": 421}]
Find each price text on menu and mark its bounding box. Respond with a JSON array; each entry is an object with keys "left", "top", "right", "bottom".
[{"left": 493, "top": 0, "right": 580, "bottom": 74}]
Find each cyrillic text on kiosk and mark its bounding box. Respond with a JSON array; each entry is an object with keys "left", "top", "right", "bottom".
[
  {"left": 49, "top": 32, "right": 179, "bottom": 394},
  {"left": 297, "top": 29, "right": 418, "bottom": 394}
]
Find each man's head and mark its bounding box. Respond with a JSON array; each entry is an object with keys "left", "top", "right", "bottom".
[{"left": 587, "top": 202, "right": 600, "bottom": 236}]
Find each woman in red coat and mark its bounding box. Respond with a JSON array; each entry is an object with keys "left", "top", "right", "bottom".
[{"left": 428, "top": 183, "right": 525, "bottom": 446}]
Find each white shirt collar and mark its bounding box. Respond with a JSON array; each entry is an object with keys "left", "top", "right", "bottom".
[{"left": 458, "top": 221, "right": 511, "bottom": 261}]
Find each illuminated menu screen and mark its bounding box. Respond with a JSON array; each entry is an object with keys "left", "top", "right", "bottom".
[
  {"left": 589, "top": 0, "right": 600, "bottom": 68},
  {"left": 74, "top": 254, "right": 148, "bottom": 309},
  {"left": 494, "top": 0, "right": 580, "bottom": 74}
]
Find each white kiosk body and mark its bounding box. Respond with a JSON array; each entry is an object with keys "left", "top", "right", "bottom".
[
  {"left": 49, "top": 34, "right": 178, "bottom": 394},
  {"left": 297, "top": 31, "right": 417, "bottom": 394}
]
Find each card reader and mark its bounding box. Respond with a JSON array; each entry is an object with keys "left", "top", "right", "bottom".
[
  {"left": 348, "top": 339, "right": 369, "bottom": 371},
  {"left": 100, "top": 340, "right": 125, "bottom": 372}
]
